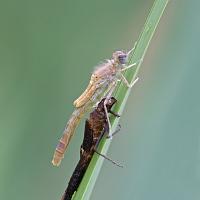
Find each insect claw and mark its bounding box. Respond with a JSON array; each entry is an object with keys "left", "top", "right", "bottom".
[
  {"left": 94, "top": 150, "right": 123, "bottom": 168},
  {"left": 127, "top": 41, "right": 137, "bottom": 56},
  {"left": 106, "top": 124, "right": 121, "bottom": 138},
  {"left": 109, "top": 110, "right": 120, "bottom": 117}
]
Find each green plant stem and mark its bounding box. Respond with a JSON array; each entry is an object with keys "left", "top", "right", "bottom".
[{"left": 73, "top": 0, "right": 169, "bottom": 199}]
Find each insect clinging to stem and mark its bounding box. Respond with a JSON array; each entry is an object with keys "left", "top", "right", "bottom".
[
  {"left": 61, "top": 97, "right": 122, "bottom": 200},
  {"left": 52, "top": 44, "right": 141, "bottom": 166}
]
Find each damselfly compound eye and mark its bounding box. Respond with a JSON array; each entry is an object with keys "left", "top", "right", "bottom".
[
  {"left": 118, "top": 54, "right": 127, "bottom": 64},
  {"left": 112, "top": 51, "right": 128, "bottom": 65}
]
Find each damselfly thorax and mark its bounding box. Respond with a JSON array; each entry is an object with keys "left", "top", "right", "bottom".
[{"left": 73, "top": 60, "right": 118, "bottom": 108}]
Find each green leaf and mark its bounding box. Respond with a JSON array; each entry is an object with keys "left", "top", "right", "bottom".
[{"left": 73, "top": 0, "right": 169, "bottom": 199}]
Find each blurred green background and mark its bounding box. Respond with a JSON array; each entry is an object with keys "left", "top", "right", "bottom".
[{"left": 1, "top": 0, "right": 200, "bottom": 199}]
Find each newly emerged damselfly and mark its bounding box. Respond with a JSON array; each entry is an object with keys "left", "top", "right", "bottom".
[{"left": 52, "top": 45, "right": 140, "bottom": 166}]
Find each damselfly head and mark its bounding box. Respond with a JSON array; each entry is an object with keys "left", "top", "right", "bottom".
[
  {"left": 106, "top": 97, "right": 117, "bottom": 112},
  {"left": 99, "top": 97, "right": 117, "bottom": 111},
  {"left": 112, "top": 50, "right": 128, "bottom": 65},
  {"left": 108, "top": 97, "right": 117, "bottom": 106}
]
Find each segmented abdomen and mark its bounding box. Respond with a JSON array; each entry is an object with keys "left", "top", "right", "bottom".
[
  {"left": 61, "top": 152, "right": 92, "bottom": 200},
  {"left": 52, "top": 106, "right": 87, "bottom": 166},
  {"left": 73, "top": 73, "right": 99, "bottom": 108}
]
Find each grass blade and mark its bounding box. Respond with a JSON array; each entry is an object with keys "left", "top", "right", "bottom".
[{"left": 73, "top": 0, "right": 169, "bottom": 199}]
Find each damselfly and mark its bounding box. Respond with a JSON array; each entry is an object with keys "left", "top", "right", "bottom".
[{"left": 52, "top": 45, "right": 140, "bottom": 166}]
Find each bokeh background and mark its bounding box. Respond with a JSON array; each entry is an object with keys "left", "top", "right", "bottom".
[{"left": 1, "top": 0, "right": 200, "bottom": 199}]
